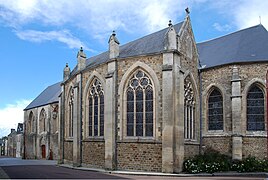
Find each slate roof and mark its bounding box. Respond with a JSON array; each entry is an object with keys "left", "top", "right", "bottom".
[
  {"left": 24, "top": 82, "right": 61, "bottom": 111},
  {"left": 71, "top": 22, "right": 184, "bottom": 75},
  {"left": 197, "top": 24, "right": 268, "bottom": 69}
]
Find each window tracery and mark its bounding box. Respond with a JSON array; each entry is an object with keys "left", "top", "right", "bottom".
[
  {"left": 184, "top": 76, "right": 195, "bottom": 139},
  {"left": 88, "top": 78, "right": 104, "bottom": 137},
  {"left": 68, "top": 88, "right": 74, "bottom": 137},
  {"left": 126, "top": 70, "right": 154, "bottom": 137},
  {"left": 208, "top": 88, "right": 223, "bottom": 131},
  {"left": 247, "top": 85, "right": 264, "bottom": 131}
]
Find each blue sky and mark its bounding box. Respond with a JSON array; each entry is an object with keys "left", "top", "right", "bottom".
[{"left": 0, "top": 0, "right": 267, "bottom": 137}]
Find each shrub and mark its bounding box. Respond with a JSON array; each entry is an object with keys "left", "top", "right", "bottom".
[
  {"left": 184, "top": 151, "right": 268, "bottom": 174},
  {"left": 183, "top": 148, "right": 232, "bottom": 173}
]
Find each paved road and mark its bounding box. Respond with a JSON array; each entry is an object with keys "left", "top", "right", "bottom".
[{"left": 0, "top": 157, "right": 266, "bottom": 179}]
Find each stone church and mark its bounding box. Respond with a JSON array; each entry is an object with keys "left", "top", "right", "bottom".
[
  {"left": 24, "top": 13, "right": 268, "bottom": 173},
  {"left": 24, "top": 82, "right": 61, "bottom": 160}
]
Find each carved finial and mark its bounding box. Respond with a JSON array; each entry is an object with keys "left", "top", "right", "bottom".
[
  {"left": 80, "top": 47, "right": 83, "bottom": 52},
  {"left": 168, "top": 20, "right": 172, "bottom": 27},
  {"left": 65, "top": 63, "right": 68, "bottom": 67},
  {"left": 112, "top": 30, "right": 116, "bottom": 36},
  {"left": 185, "top": 7, "right": 190, "bottom": 15}
]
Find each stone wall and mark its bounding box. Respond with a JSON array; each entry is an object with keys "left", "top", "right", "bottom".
[
  {"left": 82, "top": 141, "right": 105, "bottom": 168},
  {"left": 184, "top": 143, "right": 199, "bottom": 159},
  {"left": 202, "top": 136, "right": 232, "bottom": 156},
  {"left": 117, "top": 142, "right": 162, "bottom": 172},
  {"left": 64, "top": 141, "right": 73, "bottom": 162},
  {"left": 243, "top": 137, "right": 267, "bottom": 159},
  {"left": 117, "top": 55, "right": 163, "bottom": 140},
  {"left": 51, "top": 133, "right": 58, "bottom": 160}
]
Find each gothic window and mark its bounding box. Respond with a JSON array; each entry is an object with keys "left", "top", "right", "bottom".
[
  {"left": 39, "top": 109, "right": 46, "bottom": 132},
  {"left": 126, "top": 70, "right": 154, "bottom": 137},
  {"left": 68, "top": 88, "right": 74, "bottom": 137},
  {"left": 247, "top": 85, "right": 265, "bottom": 131},
  {"left": 208, "top": 88, "right": 223, "bottom": 130},
  {"left": 88, "top": 78, "right": 104, "bottom": 137},
  {"left": 29, "top": 112, "right": 34, "bottom": 133},
  {"left": 184, "top": 76, "right": 195, "bottom": 139}
]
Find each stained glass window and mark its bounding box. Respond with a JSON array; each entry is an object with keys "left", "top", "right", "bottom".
[
  {"left": 208, "top": 89, "right": 223, "bottom": 131},
  {"left": 88, "top": 78, "right": 104, "bottom": 137},
  {"left": 126, "top": 70, "right": 154, "bottom": 137},
  {"left": 184, "top": 76, "right": 196, "bottom": 139},
  {"left": 247, "top": 85, "right": 264, "bottom": 131}
]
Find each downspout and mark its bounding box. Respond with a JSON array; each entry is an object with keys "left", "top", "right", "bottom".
[
  {"left": 23, "top": 120, "right": 26, "bottom": 159},
  {"left": 198, "top": 68, "right": 203, "bottom": 154},
  {"left": 80, "top": 72, "right": 83, "bottom": 165},
  {"left": 62, "top": 83, "right": 65, "bottom": 162},
  {"left": 266, "top": 69, "right": 268, "bottom": 157}
]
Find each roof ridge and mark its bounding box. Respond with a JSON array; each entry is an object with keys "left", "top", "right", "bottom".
[
  {"left": 85, "top": 21, "right": 184, "bottom": 61},
  {"left": 120, "top": 21, "right": 183, "bottom": 48},
  {"left": 197, "top": 24, "right": 265, "bottom": 44}
]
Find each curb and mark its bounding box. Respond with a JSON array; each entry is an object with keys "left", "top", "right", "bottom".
[{"left": 58, "top": 164, "right": 268, "bottom": 178}]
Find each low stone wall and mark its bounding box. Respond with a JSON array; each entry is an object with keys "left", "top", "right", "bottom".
[
  {"left": 243, "top": 137, "right": 267, "bottom": 159},
  {"left": 202, "top": 136, "right": 232, "bottom": 156},
  {"left": 117, "top": 142, "right": 162, "bottom": 172},
  {"left": 64, "top": 141, "right": 73, "bottom": 162},
  {"left": 184, "top": 143, "right": 199, "bottom": 159},
  {"left": 82, "top": 141, "right": 105, "bottom": 168}
]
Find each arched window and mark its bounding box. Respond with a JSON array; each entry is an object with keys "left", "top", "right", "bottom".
[
  {"left": 88, "top": 78, "right": 104, "bottom": 137},
  {"left": 208, "top": 88, "right": 223, "bottom": 130},
  {"left": 184, "top": 76, "right": 195, "bottom": 139},
  {"left": 126, "top": 70, "right": 154, "bottom": 137},
  {"left": 247, "top": 85, "right": 264, "bottom": 131},
  {"left": 39, "top": 109, "right": 46, "bottom": 132},
  {"left": 68, "top": 88, "right": 74, "bottom": 137},
  {"left": 29, "top": 112, "right": 34, "bottom": 133}
]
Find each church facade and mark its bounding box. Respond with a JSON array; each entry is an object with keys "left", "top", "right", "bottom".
[
  {"left": 24, "top": 82, "right": 61, "bottom": 160},
  {"left": 24, "top": 14, "right": 268, "bottom": 173}
]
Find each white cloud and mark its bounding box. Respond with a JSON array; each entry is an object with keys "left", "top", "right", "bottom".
[
  {"left": 0, "top": 100, "right": 32, "bottom": 137},
  {"left": 234, "top": 0, "right": 268, "bottom": 29},
  {"left": 0, "top": 0, "right": 186, "bottom": 41},
  {"left": 15, "top": 29, "right": 93, "bottom": 52},
  {"left": 192, "top": 0, "right": 268, "bottom": 30},
  {"left": 213, "top": 22, "right": 231, "bottom": 32}
]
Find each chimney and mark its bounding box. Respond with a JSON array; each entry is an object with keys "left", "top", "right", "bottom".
[
  {"left": 108, "top": 31, "right": 120, "bottom": 59},
  {"left": 77, "top": 47, "right": 86, "bottom": 71},
  {"left": 63, "top": 63, "right": 71, "bottom": 81}
]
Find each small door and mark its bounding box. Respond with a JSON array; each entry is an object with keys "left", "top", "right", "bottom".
[{"left": 41, "top": 145, "right": 46, "bottom": 159}]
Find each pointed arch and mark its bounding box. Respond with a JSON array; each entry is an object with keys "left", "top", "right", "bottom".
[
  {"left": 118, "top": 61, "right": 160, "bottom": 140},
  {"left": 242, "top": 78, "right": 266, "bottom": 133},
  {"left": 66, "top": 84, "right": 74, "bottom": 138},
  {"left": 183, "top": 73, "right": 198, "bottom": 140},
  {"left": 83, "top": 72, "right": 105, "bottom": 138},
  {"left": 203, "top": 83, "right": 226, "bottom": 133},
  {"left": 39, "top": 108, "right": 46, "bottom": 133},
  {"left": 28, "top": 111, "right": 34, "bottom": 133}
]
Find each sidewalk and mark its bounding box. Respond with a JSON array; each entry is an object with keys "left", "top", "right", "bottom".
[{"left": 59, "top": 164, "right": 268, "bottom": 178}]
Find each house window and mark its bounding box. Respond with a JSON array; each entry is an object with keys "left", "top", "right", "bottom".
[
  {"left": 247, "top": 85, "right": 264, "bottom": 131},
  {"left": 68, "top": 88, "right": 74, "bottom": 137},
  {"left": 208, "top": 89, "right": 223, "bottom": 130},
  {"left": 184, "top": 76, "right": 195, "bottom": 139},
  {"left": 126, "top": 70, "right": 154, "bottom": 137},
  {"left": 88, "top": 79, "right": 104, "bottom": 137}
]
